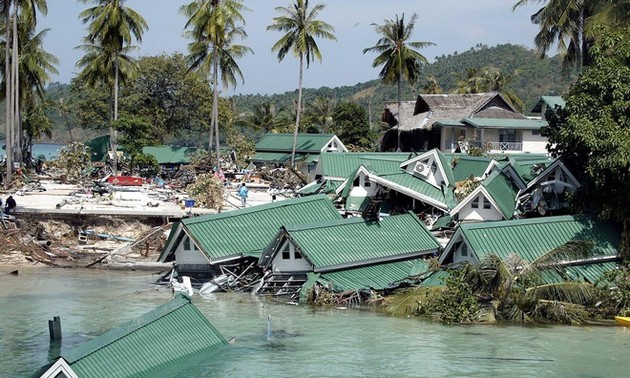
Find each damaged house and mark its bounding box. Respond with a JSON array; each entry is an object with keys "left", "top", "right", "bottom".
[
  {"left": 338, "top": 149, "right": 457, "bottom": 223},
  {"left": 158, "top": 195, "right": 342, "bottom": 284},
  {"left": 35, "top": 294, "right": 227, "bottom": 378},
  {"left": 381, "top": 92, "right": 548, "bottom": 154},
  {"left": 438, "top": 215, "right": 620, "bottom": 285},
  {"left": 250, "top": 133, "right": 347, "bottom": 180},
  {"left": 256, "top": 212, "right": 441, "bottom": 302}
]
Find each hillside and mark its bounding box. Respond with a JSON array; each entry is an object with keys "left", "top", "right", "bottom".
[
  {"left": 2, "top": 43, "right": 577, "bottom": 143},
  {"left": 232, "top": 43, "right": 577, "bottom": 117}
]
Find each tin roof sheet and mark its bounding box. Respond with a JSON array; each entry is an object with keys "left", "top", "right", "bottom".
[
  {"left": 285, "top": 213, "right": 440, "bottom": 271},
  {"left": 61, "top": 294, "right": 226, "bottom": 378},
  {"left": 184, "top": 195, "right": 342, "bottom": 261},
  {"left": 255, "top": 133, "right": 337, "bottom": 153},
  {"left": 457, "top": 215, "right": 619, "bottom": 262},
  {"left": 142, "top": 146, "right": 197, "bottom": 165},
  {"left": 317, "top": 259, "right": 423, "bottom": 291}
]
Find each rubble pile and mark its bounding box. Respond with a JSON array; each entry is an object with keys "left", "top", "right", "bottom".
[{"left": 259, "top": 168, "right": 308, "bottom": 191}]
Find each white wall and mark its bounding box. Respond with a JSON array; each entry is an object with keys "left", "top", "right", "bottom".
[
  {"left": 457, "top": 193, "right": 504, "bottom": 221},
  {"left": 349, "top": 172, "right": 379, "bottom": 198},
  {"left": 521, "top": 130, "right": 548, "bottom": 153},
  {"left": 174, "top": 235, "right": 210, "bottom": 265},
  {"left": 271, "top": 240, "right": 312, "bottom": 273},
  {"left": 452, "top": 240, "right": 478, "bottom": 265}
]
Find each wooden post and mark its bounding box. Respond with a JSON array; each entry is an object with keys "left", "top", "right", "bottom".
[{"left": 48, "top": 316, "right": 62, "bottom": 341}]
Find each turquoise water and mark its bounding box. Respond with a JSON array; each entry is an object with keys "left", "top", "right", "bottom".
[
  {"left": 1, "top": 267, "right": 629, "bottom": 377},
  {"left": 1, "top": 142, "right": 65, "bottom": 161}
]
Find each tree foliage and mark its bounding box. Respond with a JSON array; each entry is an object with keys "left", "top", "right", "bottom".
[
  {"left": 542, "top": 27, "right": 630, "bottom": 260},
  {"left": 332, "top": 101, "right": 374, "bottom": 150}
]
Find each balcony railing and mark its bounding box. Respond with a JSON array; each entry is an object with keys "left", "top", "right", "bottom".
[{"left": 451, "top": 141, "right": 523, "bottom": 152}]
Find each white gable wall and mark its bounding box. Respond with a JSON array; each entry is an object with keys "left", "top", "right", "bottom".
[
  {"left": 174, "top": 235, "right": 210, "bottom": 265},
  {"left": 452, "top": 238, "right": 478, "bottom": 265},
  {"left": 457, "top": 193, "right": 504, "bottom": 222},
  {"left": 349, "top": 172, "right": 379, "bottom": 198},
  {"left": 271, "top": 239, "right": 312, "bottom": 273},
  {"left": 405, "top": 155, "right": 443, "bottom": 187}
]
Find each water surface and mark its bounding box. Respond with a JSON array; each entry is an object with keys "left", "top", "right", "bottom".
[{"left": 1, "top": 267, "right": 628, "bottom": 377}]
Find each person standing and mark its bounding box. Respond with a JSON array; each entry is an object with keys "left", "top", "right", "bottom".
[
  {"left": 238, "top": 183, "right": 249, "bottom": 208},
  {"left": 5, "top": 195, "right": 16, "bottom": 213}
]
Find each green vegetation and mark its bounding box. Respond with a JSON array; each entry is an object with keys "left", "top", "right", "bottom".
[
  {"left": 267, "top": 0, "right": 336, "bottom": 167},
  {"left": 542, "top": 27, "right": 630, "bottom": 261}
]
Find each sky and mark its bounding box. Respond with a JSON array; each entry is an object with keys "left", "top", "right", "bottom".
[{"left": 38, "top": 0, "right": 542, "bottom": 96}]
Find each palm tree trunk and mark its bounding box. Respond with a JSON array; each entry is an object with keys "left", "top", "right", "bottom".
[
  {"left": 397, "top": 72, "right": 402, "bottom": 152},
  {"left": 4, "top": 0, "right": 12, "bottom": 185},
  {"left": 290, "top": 54, "right": 304, "bottom": 168},
  {"left": 12, "top": 13, "right": 20, "bottom": 166},
  {"left": 211, "top": 45, "right": 220, "bottom": 170},
  {"left": 112, "top": 57, "right": 119, "bottom": 176}
]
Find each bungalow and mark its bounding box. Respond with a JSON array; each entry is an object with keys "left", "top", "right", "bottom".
[
  {"left": 250, "top": 133, "right": 347, "bottom": 179},
  {"left": 449, "top": 170, "right": 520, "bottom": 222},
  {"left": 516, "top": 158, "right": 580, "bottom": 216},
  {"left": 439, "top": 215, "right": 620, "bottom": 284},
  {"left": 158, "top": 194, "right": 343, "bottom": 282},
  {"left": 256, "top": 212, "right": 441, "bottom": 301},
  {"left": 381, "top": 92, "right": 549, "bottom": 154},
  {"left": 530, "top": 95, "right": 566, "bottom": 117},
  {"left": 142, "top": 145, "right": 198, "bottom": 174},
  {"left": 35, "top": 294, "right": 227, "bottom": 378},
  {"left": 338, "top": 149, "right": 457, "bottom": 218}
]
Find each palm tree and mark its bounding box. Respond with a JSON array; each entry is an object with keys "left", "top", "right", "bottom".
[
  {"left": 182, "top": 0, "right": 251, "bottom": 169},
  {"left": 512, "top": 0, "right": 607, "bottom": 72},
  {"left": 2, "top": 0, "right": 47, "bottom": 183},
  {"left": 422, "top": 75, "right": 443, "bottom": 94},
  {"left": 363, "top": 13, "right": 434, "bottom": 151},
  {"left": 305, "top": 96, "right": 336, "bottom": 133},
  {"left": 267, "top": 0, "right": 336, "bottom": 167},
  {"left": 462, "top": 240, "right": 601, "bottom": 323},
  {"left": 456, "top": 66, "right": 525, "bottom": 112},
  {"left": 246, "top": 101, "right": 288, "bottom": 133},
  {"left": 78, "top": 0, "right": 147, "bottom": 175}
]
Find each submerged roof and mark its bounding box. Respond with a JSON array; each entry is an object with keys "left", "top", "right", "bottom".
[
  {"left": 183, "top": 195, "right": 342, "bottom": 261},
  {"left": 255, "top": 133, "right": 340, "bottom": 153},
  {"left": 442, "top": 215, "right": 619, "bottom": 264},
  {"left": 57, "top": 294, "right": 226, "bottom": 378},
  {"left": 315, "top": 259, "right": 427, "bottom": 291},
  {"left": 281, "top": 212, "right": 440, "bottom": 272},
  {"left": 142, "top": 146, "right": 197, "bottom": 165}
]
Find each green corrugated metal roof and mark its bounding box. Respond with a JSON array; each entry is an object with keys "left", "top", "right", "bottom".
[
  {"left": 319, "top": 152, "right": 411, "bottom": 178},
  {"left": 85, "top": 135, "right": 110, "bottom": 162},
  {"left": 142, "top": 146, "right": 197, "bottom": 165},
  {"left": 462, "top": 118, "right": 548, "bottom": 129},
  {"left": 531, "top": 95, "right": 566, "bottom": 113},
  {"left": 255, "top": 133, "right": 336, "bottom": 153},
  {"left": 62, "top": 294, "right": 227, "bottom": 377},
  {"left": 458, "top": 215, "right": 619, "bottom": 263},
  {"left": 482, "top": 171, "right": 519, "bottom": 219},
  {"left": 419, "top": 269, "right": 450, "bottom": 287},
  {"left": 285, "top": 212, "right": 440, "bottom": 271},
  {"left": 184, "top": 195, "right": 342, "bottom": 261},
  {"left": 452, "top": 156, "right": 493, "bottom": 182},
  {"left": 296, "top": 181, "right": 325, "bottom": 195},
  {"left": 345, "top": 195, "right": 371, "bottom": 212},
  {"left": 510, "top": 157, "right": 552, "bottom": 183},
  {"left": 250, "top": 151, "right": 318, "bottom": 164},
  {"left": 316, "top": 259, "right": 420, "bottom": 291},
  {"left": 375, "top": 172, "right": 454, "bottom": 210},
  {"left": 434, "top": 119, "right": 466, "bottom": 127},
  {"left": 536, "top": 261, "right": 618, "bottom": 286}
]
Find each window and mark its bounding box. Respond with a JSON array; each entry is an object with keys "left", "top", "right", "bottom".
[
  {"left": 499, "top": 130, "right": 517, "bottom": 143},
  {"left": 471, "top": 196, "right": 479, "bottom": 208},
  {"left": 183, "top": 237, "right": 190, "bottom": 251},
  {"left": 282, "top": 250, "right": 291, "bottom": 260},
  {"left": 532, "top": 130, "right": 540, "bottom": 136},
  {"left": 294, "top": 251, "right": 303, "bottom": 259},
  {"left": 364, "top": 181, "right": 372, "bottom": 188},
  {"left": 483, "top": 197, "right": 491, "bottom": 209},
  {"left": 461, "top": 243, "right": 468, "bottom": 257}
]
